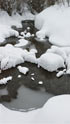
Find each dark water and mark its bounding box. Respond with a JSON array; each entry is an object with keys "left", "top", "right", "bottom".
[{"left": 0, "top": 20, "right": 70, "bottom": 112}]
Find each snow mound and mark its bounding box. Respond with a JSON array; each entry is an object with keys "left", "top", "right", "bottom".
[
  {"left": 38, "top": 52, "right": 65, "bottom": 72},
  {"left": 0, "top": 10, "right": 34, "bottom": 43},
  {"left": 0, "top": 44, "right": 25, "bottom": 70},
  {"left": 0, "top": 95, "right": 70, "bottom": 124},
  {"left": 0, "top": 76, "right": 12, "bottom": 85},
  {"left": 17, "top": 66, "right": 29, "bottom": 75},
  {"left": 0, "top": 44, "right": 38, "bottom": 71},
  {"left": 42, "top": 95, "right": 70, "bottom": 123},
  {"left": 35, "top": 5, "right": 70, "bottom": 46},
  {"left": 47, "top": 45, "right": 67, "bottom": 61},
  {"left": 23, "top": 49, "right": 37, "bottom": 64}
]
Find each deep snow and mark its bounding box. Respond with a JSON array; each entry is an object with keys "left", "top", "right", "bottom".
[
  {"left": 35, "top": 5, "right": 70, "bottom": 46},
  {"left": 0, "top": 10, "right": 34, "bottom": 43},
  {"left": 0, "top": 4, "right": 70, "bottom": 124},
  {"left": 0, "top": 95, "right": 70, "bottom": 124}
]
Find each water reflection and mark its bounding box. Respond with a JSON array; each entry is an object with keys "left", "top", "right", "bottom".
[{"left": 3, "top": 86, "right": 53, "bottom": 112}]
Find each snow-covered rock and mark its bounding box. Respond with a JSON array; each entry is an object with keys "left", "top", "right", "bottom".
[
  {"left": 0, "top": 76, "right": 12, "bottom": 85},
  {"left": 18, "top": 75, "right": 22, "bottom": 78},
  {"left": 0, "top": 10, "right": 34, "bottom": 43},
  {"left": 0, "top": 44, "right": 25, "bottom": 70},
  {"left": 15, "top": 38, "right": 29, "bottom": 47},
  {"left": 35, "top": 5, "right": 70, "bottom": 46},
  {"left": 0, "top": 44, "right": 38, "bottom": 71},
  {"left": 38, "top": 81, "right": 43, "bottom": 85},
  {"left": 56, "top": 69, "right": 66, "bottom": 78},
  {"left": 47, "top": 45, "right": 67, "bottom": 61},
  {"left": 38, "top": 52, "right": 65, "bottom": 72},
  {"left": 17, "top": 66, "right": 29, "bottom": 75},
  {"left": 23, "top": 50, "right": 37, "bottom": 64}
]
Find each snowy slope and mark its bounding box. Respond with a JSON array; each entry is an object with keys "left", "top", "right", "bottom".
[{"left": 0, "top": 95, "right": 70, "bottom": 124}]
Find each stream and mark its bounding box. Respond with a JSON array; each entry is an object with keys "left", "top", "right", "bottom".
[{"left": 0, "top": 20, "right": 70, "bottom": 112}]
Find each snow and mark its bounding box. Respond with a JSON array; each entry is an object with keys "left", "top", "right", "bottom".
[
  {"left": 0, "top": 44, "right": 38, "bottom": 71},
  {"left": 38, "top": 81, "right": 43, "bottom": 85},
  {"left": 31, "top": 73, "right": 35, "bottom": 76},
  {"left": 0, "top": 44, "right": 25, "bottom": 70},
  {"left": 31, "top": 77, "right": 35, "bottom": 81},
  {"left": 27, "top": 27, "right": 30, "bottom": 30},
  {"left": 56, "top": 69, "right": 66, "bottom": 78},
  {"left": 0, "top": 76, "right": 12, "bottom": 85},
  {"left": 38, "top": 52, "right": 65, "bottom": 72},
  {"left": 23, "top": 49, "right": 37, "bottom": 64},
  {"left": 20, "top": 31, "right": 33, "bottom": 38},
  {"left": 18, "top": 75, "right": 22, "bottom": 78},
  {"left": 47, "top": 45, "right": 67, "bottom": 61},
  {"left": 0, "top": 10, "right": 34, "bottom": 43},
  {"left": 15, "top": 38, "right": 29, "bottom": 47},
  {"left": 0, "top": 95, "right": 70, "bottom": 124},
  {"left": 24, "top": 32, "right": 32, "bottom": 38},
  {"left": 17, "top": 66, "right": 29, "bottom": 75},
  {"left": 31, "top": 34, "right": 35, "bottom": 37},
  {"left": 35, "top": 5, "right": 70, "bottom": 46},
  {"left": 0, "top": 43, "right": 70, "bottom": 76}
]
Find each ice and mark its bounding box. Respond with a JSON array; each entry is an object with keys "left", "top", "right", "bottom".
[
  {"left": 0, "top": 76, "right": 12, "bottom": 85},
  {"left": 38, "top": 52, "right": 65, "bottom": 72},
  {"left": 17, "top": 66, "right": 29, "bottom": 75}
]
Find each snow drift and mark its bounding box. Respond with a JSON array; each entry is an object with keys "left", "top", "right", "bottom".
[
  {"left": 0, "top": 95, "right": 70, "bottom": 124},
  {"left": 35, "top": 5, "right": 70, "bottom": 46}
]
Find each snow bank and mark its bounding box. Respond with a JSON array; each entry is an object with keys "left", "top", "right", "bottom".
[
  {"left": 0, "top": 10, "right": 34, "bottom": 43},
  {"left": 37, "top": 44, "right": 70, "bottom": 74},
  {"left": 0, "top": 95, "right": 70, "bottom": 124},
  {"left": 0, "top": 44, "right": 38, "bottom": 70},
  {"left": 0, "top": 44, "right": 25, "bottom": 70},
  {"left": 35, "top": 5, "right": 70, "bottom": 46},
  {"left": 38, "top": 52, "right": 65, "bottom": 72},
  {"left": 1, "top": 43, "right": 70, "bottom": 76},
  {"left": 0, "top": 76, "right": 12, "bottom": 85},
  {"left": 17, "top": 66, "right": 29, "bottom": 75}
]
